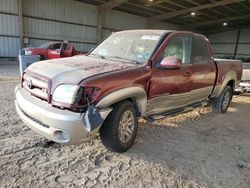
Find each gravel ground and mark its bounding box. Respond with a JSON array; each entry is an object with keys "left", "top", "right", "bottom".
[{"left": 0, "top": 62, "right": 250, "bottom": 188}]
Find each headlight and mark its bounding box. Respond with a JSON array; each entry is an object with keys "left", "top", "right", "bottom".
[
  {"left": 25, "top": 50, "right": 32, "bottom": 55},
  {"left": 52, "top": 85, "right": 80, "bottom": 104}
]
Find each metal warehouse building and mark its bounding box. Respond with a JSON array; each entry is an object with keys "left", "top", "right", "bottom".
[
  {"left": 0, "top": 0, "right": 250, "bottom": 61},
  {"left": 0, "top": 0, "right": 179, "bottom": 58},
  {"left": 1, "top": 1, "right": 250, "bottom": 187}
]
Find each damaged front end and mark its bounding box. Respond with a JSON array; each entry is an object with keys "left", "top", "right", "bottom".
[
  {"left": 83, "top": 106, "right": 112, "bottom": 133},
  {"left": 15, "top": 79, "right": 112, "bottom": 144},
  {"left": 51, "top": 85, "right": 113, "bottom": 135}
]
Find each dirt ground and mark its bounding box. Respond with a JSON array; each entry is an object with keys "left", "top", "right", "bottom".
[{"left": 0, "top": 62, "right": 250, "bottom": 188}]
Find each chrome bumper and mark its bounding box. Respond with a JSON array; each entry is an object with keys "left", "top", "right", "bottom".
[{"left": 15, "top": 86, "right": 111, "bottom": 144}]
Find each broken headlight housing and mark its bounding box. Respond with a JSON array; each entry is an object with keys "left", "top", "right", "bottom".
[{"left": 52, "top": 85, "right": 100, "bottom": 110}]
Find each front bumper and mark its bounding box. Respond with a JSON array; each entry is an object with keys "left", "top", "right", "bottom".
[{"left": 15, "top": 86, "right": 111, "bottom": 144}]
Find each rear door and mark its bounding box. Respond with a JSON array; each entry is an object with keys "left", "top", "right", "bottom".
[
  {"left": 148, "top": 34, "right": 193, "bottom": 115},
  {"left": 189, "top": 35, "right": 216, "bottom": 103}
]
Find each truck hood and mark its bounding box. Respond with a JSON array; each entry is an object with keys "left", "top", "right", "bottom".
[{"left": 26, "top": 55, "right": 135, "bottom": 91}]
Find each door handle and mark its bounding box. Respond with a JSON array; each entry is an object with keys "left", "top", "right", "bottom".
[{"left": 184, "top": 72, "right": 191, "bottom": 77}]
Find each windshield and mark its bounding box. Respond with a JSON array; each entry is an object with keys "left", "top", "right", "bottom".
[
  {"left": 39, "top": 42, "right": 52, "bottom": 48},
  {"left": 89, "top": 31, "right": 163, "bottom": 64}
]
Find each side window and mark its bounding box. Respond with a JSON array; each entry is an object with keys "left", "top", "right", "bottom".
[
  {"left": 192, "top": 36, "right": 210, "bottom": 64},
  {"left": 162, "top": 36, "right": 192, "bottom": 64},
  {"left": 63, "top": 43, "right": 70, "bottom": 50},
  {"left": 49, "top": 43, "right": 61, "bottom": 50}
]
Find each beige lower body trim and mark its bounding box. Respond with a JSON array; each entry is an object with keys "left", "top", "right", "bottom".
[{"left": 146, "top": 86, "right": 212, "bottom": 116}]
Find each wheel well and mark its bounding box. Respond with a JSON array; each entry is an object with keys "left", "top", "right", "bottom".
[
  {"left": 227, "top": 80, "right": 235, "bottom": 90},
  {"left": 111, "top": 98, "right": 140, "bottom": 117}
]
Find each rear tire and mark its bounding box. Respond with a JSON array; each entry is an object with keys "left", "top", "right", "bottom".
[
  {"left": 100, "top": 100, "right": 138, "bottom": 153},
  {"left": 212, "top": 85, "right": 233, "bottom": 113}
]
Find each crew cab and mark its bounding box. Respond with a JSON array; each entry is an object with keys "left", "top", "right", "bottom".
[
  {"left": 20, "top": 41, "right": 87, "bottom": 60},
  {"left": 15, "top": 30, "right": 242, "bottom": 153}
]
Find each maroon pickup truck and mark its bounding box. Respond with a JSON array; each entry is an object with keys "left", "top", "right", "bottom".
[{"left": 15, "top": 30, "right": 242, "bottom": 153}]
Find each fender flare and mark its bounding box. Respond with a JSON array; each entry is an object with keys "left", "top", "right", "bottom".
[
  {"left": 96, "top": 86, "right": 148, "bottom": 116},
  {"left": 216, "top": 71, "right": 237, "bottom": 97}
]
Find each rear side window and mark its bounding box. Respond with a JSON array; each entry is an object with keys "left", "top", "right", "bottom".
[
  {"left": 192, "top": 36, "right": 210, "bottom": 64},
  {"left": 162, "top": 36, "right": 192, "bottom": 64}
]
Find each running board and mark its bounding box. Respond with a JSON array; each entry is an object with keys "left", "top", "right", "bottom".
[{"left": 146, "top": 100, "right": 209, "bottom": 122}]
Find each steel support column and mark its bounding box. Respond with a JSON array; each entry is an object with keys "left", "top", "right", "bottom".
[
  {"left": 18, "top": 0, "right": 24, "bottom": 49},
  {"left": 96, "top": 7, "right": 103, "bottom": 43},
  {"left": 234, "top": 27, "right": 241, "bottom": 59}
]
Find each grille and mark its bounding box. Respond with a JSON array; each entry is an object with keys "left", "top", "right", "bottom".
[{"left": 22, "top": 72, "right": 52, "bottom": 102}]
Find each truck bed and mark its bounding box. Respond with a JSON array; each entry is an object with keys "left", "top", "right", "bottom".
[
  {"left": 214, "top": 59, "right": 242, "bottom": 82},
  {"left": 213, "top": 58, "right": 242, "bottom": 96}
]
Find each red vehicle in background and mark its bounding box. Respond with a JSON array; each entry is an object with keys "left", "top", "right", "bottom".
[
  {"left": 20, "top": 41, "right": 87, "bottom": 60},
  {"left": 19, "top": 41, "right": 88, "bottom": 75}
]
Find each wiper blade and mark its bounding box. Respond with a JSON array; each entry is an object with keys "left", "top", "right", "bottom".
[
  {"left": 105, "top": 56, "right": 140, "bottom": 64},
  {"left": 89, "top": 53, "right": 105, "bottom": 59}
]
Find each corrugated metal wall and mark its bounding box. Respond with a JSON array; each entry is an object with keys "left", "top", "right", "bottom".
[
  {"left": 22, "top": 0, "right": 99, "bottom": 53},
  {"left": 0, "top": 0, "right": 19, "bottom": 57},
  {"left": 238, "top": 28, "right": 250, "bottom": 59},
  {"left": 209, "top": 27, "right": 250, "bottom": 61},
  {"left": 0, "top": 0, "right": 180, "bottom": 58}
]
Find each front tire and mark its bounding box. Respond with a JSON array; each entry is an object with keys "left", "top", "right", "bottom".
[
  {"left": 212, "top": 85, "right": 233, "bottom": 113},
  {"left": 100, "top": 100, "right": 138, "bottom": 153}
]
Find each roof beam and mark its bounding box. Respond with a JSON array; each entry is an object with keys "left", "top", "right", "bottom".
[
  {"left": 185, "top": 0, "right": 199, "bottom": 6},
  {"left": 144, "top": 0, "right": 165, "bottom": 7},
  {"left": 127, "top": 2, "right": 163, "bottom": 14},
  {"left": 224, "top": 6, "right": 242, "bottom": 15},
  {"left": 149, "top": 0, "right": 244, "bottom": 22},
  {"left": 185, "top": 0, "right": 219, "bottom": 20},
  {"left": 141, "top": 0, "right": 176, "bottom": 12},
  {"left": 209, "top": 9, "right": 230, "bottom": 17},
  {"left": 163, "top": 0, "right": 186, "bottom": 9},
  {"left": 238, "top": 2, "right": 250, "bottom": 11},
  {"left": 98, "top": 0, "right": 128, "bottom": 12},
  {"left": 192, "top": 14, "right": 250, "bottom": 28}
]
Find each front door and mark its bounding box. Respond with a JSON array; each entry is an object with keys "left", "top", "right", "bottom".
[
  {"left": 148, "top": 34, "right": 193, "bottom": 115},
  {"left": 48, "top": 42, "right": 62, "bottom": 59},
  {"left": 62, "top": 43, "right": 74, "bottom": 57}
]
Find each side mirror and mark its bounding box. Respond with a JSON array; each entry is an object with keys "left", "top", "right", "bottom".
[{"left": 160, "top": 56, "right": 181, "bottom": 69}]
